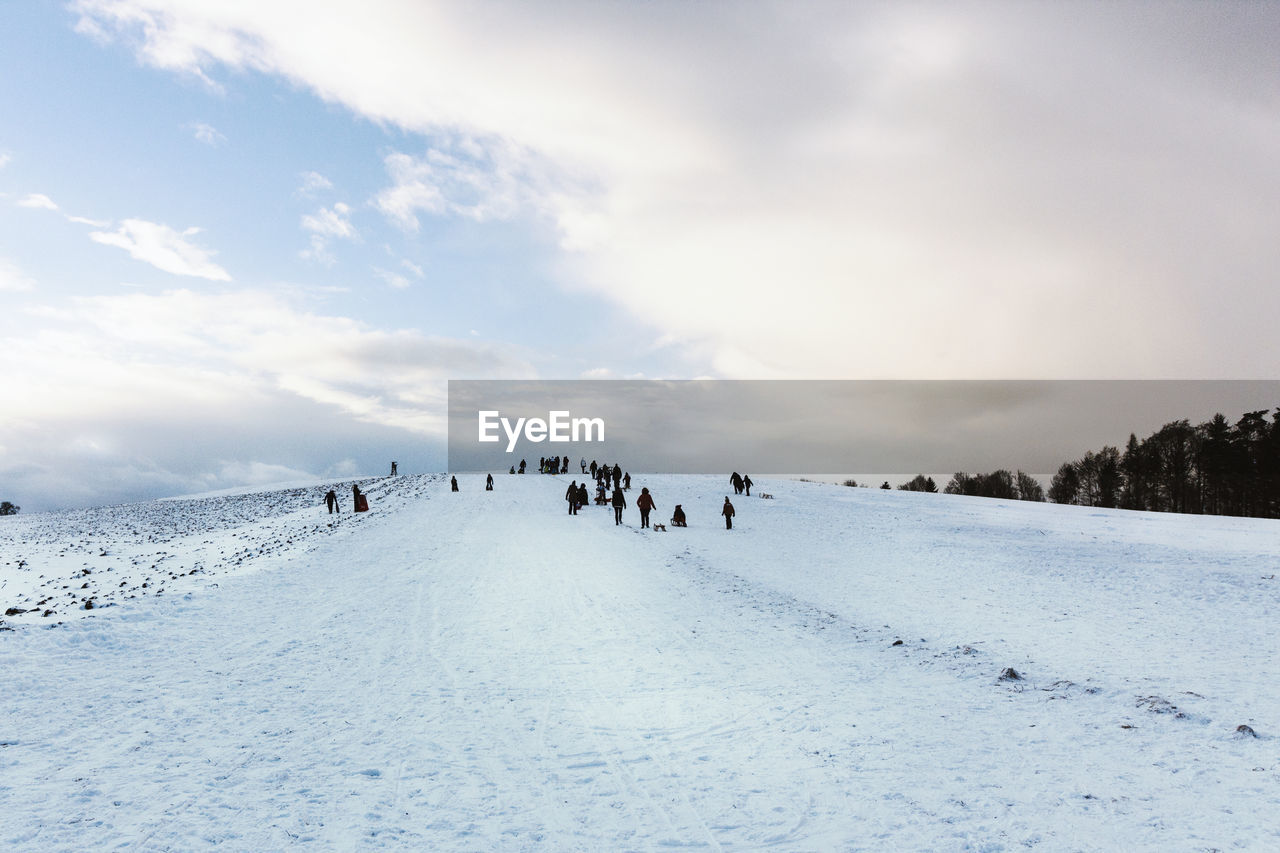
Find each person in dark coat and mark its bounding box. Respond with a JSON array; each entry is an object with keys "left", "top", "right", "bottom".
[
  {"left": 352, "top": 483, "right": 362, "bottom": 505},
  {"left": 730, "top": 472, "right": 744, "bottom": 495},
  {"left": 722, "top": 496, "right": 735, "bottom": 529},
  {"left": 743, "top": 474, "right": 752, "bottom": 496},
  {"left": 623, "top": 472, "right": 631, "bottom": 490},
  {"left": 636, "top": 487, "right": 655, "bottom": 528},
  {"left": 671, "top": 504, "right": 687, "bottom": 527},
  {"left": 390, "top": 461, "right": 397, "bottom": 476},
  {"left": 566, "top": 481, "right": 579, "bottom": 515},
  {"left": 611, "top": 486, "right": 627, "bottom": 525},
  {"left": 577, "top": 482, "right": 589, "bottom": 509},
  {"left": 519, "top": 459, "right": 526, "bottom": 473},
  {"left": 486, "top": 473, "right": 494, "bottom": 491},
  {"left": 612, "top": 464, "right": 622, "bottom": 489},
  {"left": 451, "top": 475, "right": 459, "bottom": 492},
  {"left": 590, "top": 460, "right": 598, "bottom": 479},
  {"left": 325, "top": 489, "right": 338, "bottom": 514}
]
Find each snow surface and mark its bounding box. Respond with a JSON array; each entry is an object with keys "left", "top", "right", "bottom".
[{"left": 1, "top": 473, "right": 1278, "bottom": 850}]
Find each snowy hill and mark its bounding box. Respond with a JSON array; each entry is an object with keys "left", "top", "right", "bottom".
[{"left": 1, "top": 473, "right": 1277, "bottom": 850}]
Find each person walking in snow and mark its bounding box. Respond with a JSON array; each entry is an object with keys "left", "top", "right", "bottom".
[
  {"left": 671, "top": 504, "right": 687, "bottom": 527},
  {"left": 451, "top": 476, "right": 459, "bottom": 492},
  {"left": 612, "top": 464, "right": 622, "bottom": 490},
  {"left": 390, "top": 461, "right": 398, "bottom": 476},
  {"left": 590, "top": 460, "right": 598, "bottom": 479},
  {"left": 636, "top": 487, "right": 655, "bottom": 528},
  {"left": 743, "top": 474, "right": 752, "bottom": 496},
  {"left": 623, "top": 472, "right": 631, "bottom": 490},
  {"left": 577, "top": 482, "right": 589, "bottom": 510},
  {"left": 324, "top": 489, "right": 338, "bottom": 514},
  {"left": 486, "top": 473, "right": 494, "bottom": 491},
  {"left": 730, "top": 472, "right": 744, "bottom": 495},
  {"left": 611, "top": 485, "right": 627, "bottom": 525},
  {"left": 722, "top": 496, "right": 735, "bottom": 529},
  {"left": 580, "top": 457, "right": 587, "bottom": 474},
  {"left": 519, "top": 459, "right": 526, "bottom": 474},
  {"left": 566, "top": 480, "right": 579, "bottom": 515}
]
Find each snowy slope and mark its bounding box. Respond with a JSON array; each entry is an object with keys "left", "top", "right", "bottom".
[{"left": 1, "top": 473, "right": 1277, "bottom": 850}]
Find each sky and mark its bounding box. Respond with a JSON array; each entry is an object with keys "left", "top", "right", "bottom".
[{"left": 2, "top": 1, "right": 1279, "bottom": 511}]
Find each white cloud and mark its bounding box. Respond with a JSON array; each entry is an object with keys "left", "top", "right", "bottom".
[
  {"left": 373, "top": 143, "right": 554, "bottom": 231},
  {"left": 66, "top": 214, "right": 113, "bottom": 228},
  {"left": 372, "top": 267, "right": 410, "bottom": 290},
  {"left": 301, "top": 202, "right": 355, "bottom": 239},
  {"left": 17, "top": 193, "right": 59, "bottom": 211},
  {"left": 298, "top": 170, "right": 334, "bottom": 195},
  {"left": 70, "top": 0, "right": 1280, "bottom": 378},
  {"left": 89, "top": 218, "right": 232, "bottom": 281},
  {"left": 1, "top": 288, "right": 534, "bottom": 438},
  {"left": 0, "top": 151, "right": 11, "bottom": 169},
  {"left": 189, "top": 121, "right": 226, "bottom": 145},
  {"left": 299, "top": 234, "right": 334, "bottom": 266},
  {"left": 400, "top": 258, "right": 424, "bottom": 279},
  {"left": 299, "top": 203, "right": 355, "bottom": 266},
  {"left": 0, "top": 257, "right": 36, "bottom": 292}
]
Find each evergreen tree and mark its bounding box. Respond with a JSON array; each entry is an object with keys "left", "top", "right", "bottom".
[{"left": 1048, "top": 462, "right": 1080, "bottom": 505}]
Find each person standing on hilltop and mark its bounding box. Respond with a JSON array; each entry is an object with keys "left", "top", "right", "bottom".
[
  {"left": 486, "top": 473, "right": 494, "bottom": 491},
  {"left": 451, "top": 475, "right": 459, "bottom": 492},
  {"left": 636, "top": 487, "right": 656, "bottom": 528},
  {"left": 611, "top": 485, "right": 627, "bottom": 526},
  {"left": 325, "top": 489, "right": 338, "bottom": 514},
  {"left": 722, "top": 496, "right": 735, "bottom": 529},
  {"left": 590, "top": 460, "right": 598, "bottom": 480},
  {"left": 566, "top": 480, "right": 579, "bottom": 515}
]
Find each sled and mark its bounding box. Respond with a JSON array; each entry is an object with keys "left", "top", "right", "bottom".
[{"left": 355, "top": 494, "right": 370, "bottom": 512}]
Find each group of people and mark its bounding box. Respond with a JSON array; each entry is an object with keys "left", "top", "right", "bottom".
[
  {"left": 327, "top": 466, "right": 746, "bottom": 531},
  {"left": 538, "top": 456, "right": 570, "bottom": 474},
  {"left": 561, "top": 475, "right": 735, "bottom": 530}
]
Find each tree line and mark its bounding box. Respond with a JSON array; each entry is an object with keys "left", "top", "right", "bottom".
[
  {"left": 892, "top": 405, "right": 1280, "bottom": 518},
  {"left": 1047, "top": 408, "right": 1280, "bottom": 517}
]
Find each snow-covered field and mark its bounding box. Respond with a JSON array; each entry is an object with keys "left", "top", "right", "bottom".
[{"left": 1, "top": 473, "right": 1277, "bottom": 850}]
